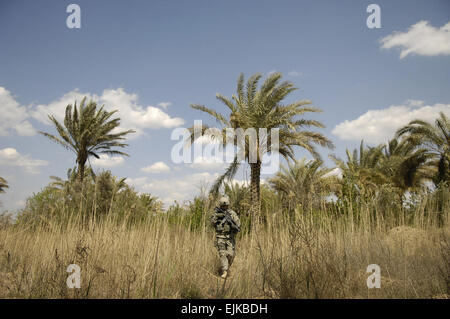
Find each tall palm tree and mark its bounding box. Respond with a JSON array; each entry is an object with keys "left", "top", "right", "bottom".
[
  {"left": 396, "top": 112, "right": 450, "bottom": 185},
  {"left": 268, "top": 158, "right": 337, "bottom": 212},
  {"left": 39, "top": 97, "right": 134, "bottom": 182},
  {"left": 189, "top": 72, "right": 334, "bottom": 216},
  {"left": 0, "top": 176, "right": 8, "bottom": 193}
]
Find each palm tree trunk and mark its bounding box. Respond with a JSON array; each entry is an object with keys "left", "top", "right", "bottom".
[
  {"left": 250, "top": 161, "right": 261, "bottom": 218},
  {"left": 77, "top": 158, "right": 86, "bottom": 183},
  {"left": 437, "top": 183, "right": 445, "bottom": 227}
]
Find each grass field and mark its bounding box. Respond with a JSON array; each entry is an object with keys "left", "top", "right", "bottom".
[{"left": 1, "top": 204, "right": 448, "bottom": 299}]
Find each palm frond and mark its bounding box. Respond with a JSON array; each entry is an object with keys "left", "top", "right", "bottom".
[{"left": 210, "top": 156, "right": 241, "bottom": 195}]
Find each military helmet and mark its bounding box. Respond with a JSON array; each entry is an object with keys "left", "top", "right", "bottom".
[{"left": 219, "top": 196, "right": 230, "bottom": 206}]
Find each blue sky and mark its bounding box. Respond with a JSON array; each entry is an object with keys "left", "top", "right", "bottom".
[{"left": 1, "top": 0, "right": 449, "bottom": 211}]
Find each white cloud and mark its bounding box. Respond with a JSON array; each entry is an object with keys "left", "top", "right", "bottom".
[
  {"left": 380, "top": 20, "right": 450, "bottom": 58},
  {"left": 15, "top": 200, "right": 26, "bottom": 208},
  {"left": 100, "top": 88, "right": 184, "bottom": 137},
  {"left": 405, "top": 99, "right": 425, "bottom": 107},
  {"left": 91, "top": 154, "right": 125, "bottom": 167},
  {"left": 0, "top": 148, "right": 49, "bottom": 174},
  {"left": 2, "top": 86, "right": 184, "bottom": 139},
  {"left": 30, "top": 89, "right": 94, "bottom": 125},
  {"left": 141, "top": 161, "right": 171, "bottom": 173},
  {"left": 0, "top": 87, "right": 35, "bottom": 136},
  {"left": 322, "top": 167, "right": 343, "bottom": 179},
  {"left": 332, "top": 101, "right": 450, "bottom": 144},
  {"left": 30, "top": 88, "right": 184, "bottom": 138},
  {"left": 158, "top": 102, "right": 172, "bottom": 110},
  {"left": 137, "top": 172, "right": 220, "bottom": 206},
  {"left": 125, "top": 177, "right": 149, "bottom": 188},
  {"left": 288, "top": 71, "right": 303, "bottom": 77},
  {"left": 190, "top": 156, "right": 225, "bottom": 170}
]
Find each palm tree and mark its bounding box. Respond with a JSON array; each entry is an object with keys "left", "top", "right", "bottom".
[
  {"left": 330, "top": 141, "right": 386, "bottom": 201},
  {"left": 396, "top": 112, "right": 450, "bottom": 185},
  {"left": 396, "top": 112, "right": 449, "bottom": 225},
  {"left": 39, "top": 97, "right": 134, "bottom": 182},
  {"left": 49, "top": 166, "right": 95, "bottom": 191},
  {"left": 224, "top": 182, "right": 251, "bottom": 216},
  {"left": 139, "top": 193, "right": 163, "bottom": 213},
  {"left": 95, "top": 170, "right": 128, "bottom": 214},
  {"left": 380, "top": 138, "right": 433, "bottom": 194},
  {"left": 189, "top": 72, "right": 334, "bottom": 216},
  {"left": 0, "top": 176, "right": 8, "bottom": 193},
  {"left": 269, "top": 158, "right": 337, "bottom": 212}
]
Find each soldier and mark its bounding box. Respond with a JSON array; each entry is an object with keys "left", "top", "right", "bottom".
[{"left": 210, "top": 196, "right": 241, "bottom": 279}]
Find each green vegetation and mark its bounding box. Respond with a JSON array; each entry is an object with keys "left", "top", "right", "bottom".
[
  {"left": 0, "top": 73, "right": 448, "bottom": 299},
  {"left": 39, "top": 97, "right": 135, "bottom": 182},
  {"left": 189, "top": 72, "right": 334, "bottom": 217}
]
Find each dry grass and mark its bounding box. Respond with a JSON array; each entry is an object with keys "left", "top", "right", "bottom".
[{"left": 0, "top": 208, "right": 448, "bottom": 299}]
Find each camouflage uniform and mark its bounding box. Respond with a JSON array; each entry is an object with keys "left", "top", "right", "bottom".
[{"left": 211, "top": 207, "right": 241, "bottom": 274}]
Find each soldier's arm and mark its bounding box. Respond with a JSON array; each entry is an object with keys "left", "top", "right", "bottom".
[
  {"left": 211, "top": 209, "right": 226, "bottom": 225},
  {"left": 230, "top": 210, "right": 241, "bottom": 229}
]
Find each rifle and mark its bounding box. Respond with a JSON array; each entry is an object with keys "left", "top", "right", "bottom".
[{"left": 215, "top": 207, "right": 240, "bottom": 232}]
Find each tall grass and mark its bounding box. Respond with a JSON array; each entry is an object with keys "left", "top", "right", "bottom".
[{"left": 0, "top": 188, "right": 448, "bottom": 299}]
